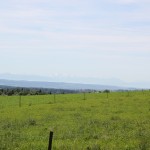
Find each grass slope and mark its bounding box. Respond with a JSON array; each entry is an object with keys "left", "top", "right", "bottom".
[{"left": 0, "top": 91, "right": 150, "bottom": 150}]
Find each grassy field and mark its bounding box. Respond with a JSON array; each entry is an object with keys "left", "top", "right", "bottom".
[{"left": 0, "top": 91, "right": 150, "bottom": 150}]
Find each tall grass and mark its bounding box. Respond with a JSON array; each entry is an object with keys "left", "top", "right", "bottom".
[{"left": 0, "top": 91, "right": 150, "bottom": 149}]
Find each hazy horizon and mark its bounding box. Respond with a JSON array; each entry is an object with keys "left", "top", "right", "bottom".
[
  {"left": 0, "top": 0, "right": 150, "bottom": 85},
  {"left": 0, "top": 73, "right": 150, "bottom": 89}
]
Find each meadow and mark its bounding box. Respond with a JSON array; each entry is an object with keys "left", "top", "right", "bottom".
[{"left": 0, "top": 91, "right": 150, "bottom": 150}]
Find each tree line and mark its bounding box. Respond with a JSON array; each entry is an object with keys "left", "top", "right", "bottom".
[
  {"left": 0, "top": 85, "right": 111, "bottom": 96},
  {"left": 0, "top": 87, "right": 82, "bottom": 96}
]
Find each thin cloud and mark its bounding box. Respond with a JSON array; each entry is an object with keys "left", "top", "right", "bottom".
[{"left": 108, "top": 0, "right": 150, "bottom": 4}]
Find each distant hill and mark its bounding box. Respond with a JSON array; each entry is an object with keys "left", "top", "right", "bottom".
[
  {"left": 0, "top": 73, "right": 149, "bottom": 89},
  {"left": 0, "top": 79, "right": 133, "bottom": 91}
]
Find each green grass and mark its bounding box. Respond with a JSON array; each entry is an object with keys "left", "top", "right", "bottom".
[{"left": 0, "top": 91, "right": 150, "bottom": 150}]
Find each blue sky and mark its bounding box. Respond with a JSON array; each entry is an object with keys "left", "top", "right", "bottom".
[{"left": 0, "top": 0, "right": 150, "bottom": 84}]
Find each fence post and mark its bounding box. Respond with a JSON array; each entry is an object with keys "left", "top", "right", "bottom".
[
  {"left": 48, "top": 131, "right": 53, "bottom": 150},
  {"left": 142, "top": 89, "right": 144, "bottom": 95},
  {"left": 19, "top": 95, "right": 21, "bottom": 107},
  {"left": 54, "top": 94, "right": 56, "bottom": 103},
  {"left": 83, "top": 92, "right": 86, "bottom": 100}
]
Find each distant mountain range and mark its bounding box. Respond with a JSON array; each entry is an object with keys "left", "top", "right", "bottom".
[
  {"left": 0, "top": 73, "right": 149, "bottom": 89},
  {"left": 0, "top": 79, "right": 135, "bottom": 91}
]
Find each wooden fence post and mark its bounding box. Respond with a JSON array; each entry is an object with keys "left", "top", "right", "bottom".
[
  {"left": 54, "top": 94, "right": 56, "bottom": 103},
  {"left": 83, "top": 92, "right": 86, "bottom": 100},
  {"left": 107, "top": 92, "right": 108, "bottom": 98},
  {"left": 19, "top": 95, "right": 21, "bottom": 107},
  {"left": 48, "top": 131, "right": 53, "bottom": 150}
]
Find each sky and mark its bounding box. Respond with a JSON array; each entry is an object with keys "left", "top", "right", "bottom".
[{"left": 0, "top": 0, "right": 150, "bottom": 84}]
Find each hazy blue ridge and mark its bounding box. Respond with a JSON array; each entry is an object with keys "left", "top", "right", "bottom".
[{"left": 0, "top": 79, "right": 133, "bottom": 91}]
